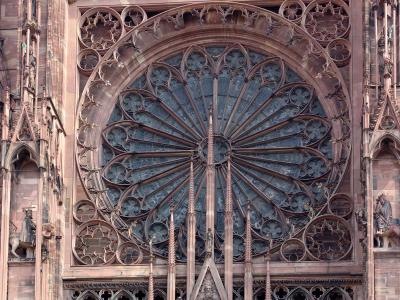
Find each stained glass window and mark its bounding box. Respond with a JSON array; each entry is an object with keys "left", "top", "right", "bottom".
[{"left": 101, "top": 44, "right": 336, "bottom": 262}]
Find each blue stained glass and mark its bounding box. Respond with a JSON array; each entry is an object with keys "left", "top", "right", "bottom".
[{"left": 101, "top": 44, "right": 340, "bottom": 261}]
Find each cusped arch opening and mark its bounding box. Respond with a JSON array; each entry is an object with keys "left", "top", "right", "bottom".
[
  {"left": 287, "top": 287, "right": 313, "bottom": 300},
  {"left": 321, "top": 287, "right": 352, "bottom": 300}
]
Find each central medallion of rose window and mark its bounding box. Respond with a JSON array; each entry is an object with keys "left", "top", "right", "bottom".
[
  {"left": 199, "top": 135, "right": 230, "bottom": 165},
  {"left": 101, "top": 44, "right": 342, "bottom": 262}
]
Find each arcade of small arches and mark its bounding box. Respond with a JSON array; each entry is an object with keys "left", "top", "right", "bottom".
[{"left": 70, "top": 285, "right": 354, "bottom": 300}]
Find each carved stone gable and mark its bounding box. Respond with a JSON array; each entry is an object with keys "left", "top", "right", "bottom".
[
  {"left": 371, "top": 92, "right": 400, "bottom": 131},
  {"left": 190, "top": 257, "right": 227, "bottom": 300},
  {"left": 198, "top": 272, "right": 220, "bottom": 300},
  {"left": 12, "top": 107, "right": 36, "bottom": 142}
]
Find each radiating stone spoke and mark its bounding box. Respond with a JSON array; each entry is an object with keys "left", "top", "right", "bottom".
[
  {"left": 224, "top": 59, "right": 286, "bottom": 136},
  {"left": 149, "top": 64, "right": 205, "bottom": 138},
  {"left": 136, "top": 111, "right": 198, "bottom": 143},
  {"left": 230, "top": 85, "right": 314, "bottom": 141}
]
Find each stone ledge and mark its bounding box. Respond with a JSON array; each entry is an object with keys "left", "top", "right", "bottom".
[
  {"left": 374, "top": 249, "right": 400, "bottom": 258},
  {"left": 8, "top": 259, "right": 35, "bottom": 266}
]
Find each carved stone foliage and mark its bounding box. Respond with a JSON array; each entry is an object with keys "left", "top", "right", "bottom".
[
  {"left": 42, "top": 223, "right": 56, "bottom": 239},
  {"left": 75, "top": 2, "right": 352, "bottom": 265}
]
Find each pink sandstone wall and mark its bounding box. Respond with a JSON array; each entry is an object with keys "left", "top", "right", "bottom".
[
  {"left": 374, "top": 251, "right": 400, "bottom": 300},
  {"left": 7, "top": 263, "right": 35, "bottom": 300}
]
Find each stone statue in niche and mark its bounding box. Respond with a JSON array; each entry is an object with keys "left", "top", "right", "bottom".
[
  {"left": 383, "top": 54, "right": 393, "bottom": 79},
  {"left": 22, "top": 43, "right": 36, "bottom": 90},
  {"left": 9, "top": 209, "right": 36, "bottom": 259},
  {"left": 374, "top": 194, "right": 400, "bottom": 248},
  {"left": 28, "top": 48, "right": 37, "bottom": 90}
]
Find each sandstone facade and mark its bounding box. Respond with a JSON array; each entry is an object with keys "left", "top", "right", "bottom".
[{"left": 0, "top": 1, "right": 398, "bottom": 300}]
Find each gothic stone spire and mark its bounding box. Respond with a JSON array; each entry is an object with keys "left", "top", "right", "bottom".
[
  {"left": 187, "top": 158, "right": 196, "bottom": 298},
  {"left": 167, "top": 206, "right": 176, "bottom": 300}
]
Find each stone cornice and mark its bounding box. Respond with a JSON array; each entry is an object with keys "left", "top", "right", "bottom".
[
  {"left": 63, "top": 276, "right": 363, "bottom": 289},
  {"left": 68, "top": 0, "right": 285, "bottom": 8}
]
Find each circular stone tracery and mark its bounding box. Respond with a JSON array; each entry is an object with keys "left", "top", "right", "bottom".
[
  {"left": 79, "top": 8, "right": 123, "bottom": 51},
  {"left": 95, "top": 43, "right": 348, "bottom": 262},
  {"left": 302, "top": 0, "right": 350, "bottom": 46},
  {"left": 199, "top": 136, "right": 230, "bottom": 164},
  {"left": 304, "top": 215, "right": 352, "bottom": 261}
]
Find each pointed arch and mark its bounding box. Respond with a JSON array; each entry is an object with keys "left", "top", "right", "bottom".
[
  {"left": 321, "top": 287, "right": 352, "bottom": 300},
  {"left": 7, "top": 143, "right": 39, "bottom": 170},
  {"left": 76, "top": 290, "right": 101, "bottom": 300},
  {"left": 112, "top": 290, "right": 135, "bottom": 300},
  {"left": 371, "top": 133, "right": 400, "bottom": 160},
  {"left": 287, "top": 287, "right": 313, "bottom": 300}
]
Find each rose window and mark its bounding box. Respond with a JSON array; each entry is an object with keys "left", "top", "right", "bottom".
[{"left": 100, "top": 44, "right": 343, "bottom": 262}]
